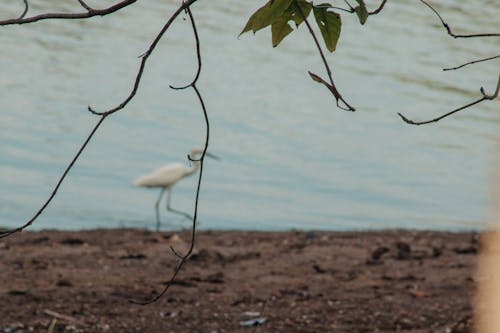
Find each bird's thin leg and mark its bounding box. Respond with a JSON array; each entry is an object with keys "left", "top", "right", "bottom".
[
  {"left": 155, "top": 188, "right": 166, "bottom": 231},
  {"left": 166, "top": 187, "right": 194, "bottom": 223}
]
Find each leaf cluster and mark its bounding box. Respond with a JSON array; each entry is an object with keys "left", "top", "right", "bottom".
[{"left": 240, "top": 0, "right": 370, "bottom": 52}]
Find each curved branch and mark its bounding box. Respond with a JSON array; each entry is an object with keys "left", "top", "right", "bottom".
[
  {"left": 296, "top": 1, "right": 355, "bottom": 111},
  {"left": 443, "top": 54, "right": 500, "bottom": 72},
  {"left": 369, "top": 0, "right": 387, "bottom": 15},
  {"left": 398, "top": 74, "right": 500, "bottom": 125},
  {"left": 87, "top": 0, "right": 200, "bottom": 116},
  {"left": 170, "top": 8, "right": 202, "bottom": 90},
  {"left": 129, "top": 5, "right": 209, "bottom": 305},
  {"left": 0, "top": 115, "right": 108, "bottom": 239},
  {"left": 18, "top": 0, "right": 28, "bottom": 19},
  {"left": 420, "top": 0, "right": 500, "bottom": 38},
  {"left": 0, "top": 0, "right": 137, "bottom": 26}
]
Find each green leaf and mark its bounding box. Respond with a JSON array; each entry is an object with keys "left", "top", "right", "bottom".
[
  {"left": 272, "top": 17, "right": 293, "bottom": 47},
  {"left": 240, "top": 0, "right": 293, "bottom": 36},
  {"left": 313, "top": 7, "right": 341, "bottom": 52},
  {"left": 289, "top": 0, "right": 313, "bottom": 27},
  {"left": 354, "top": 0, "right": 368, "bottom": 25},
  {"left": 271, "top": 0, "right": 312, "bottom": 47}
]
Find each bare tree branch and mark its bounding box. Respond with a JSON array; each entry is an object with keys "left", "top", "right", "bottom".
[
  {"left": 87, "top": 0, "right": 200, "bottom": 116},
  {"left": 343, "top": 0, "right": 354, "bottom": 12},
  {"left": 170, "top": 7, "right": 202, "bottom": 91},
  {"left": 397, "top": 1, "right": 500, "bottom": 126},
  {"left": 369, "top": 0, "right": 387, "bottom": 15},
  {"left": 329, "top": 6, "right": 353, "bottom": 13},
  {"left": 420, "top": 0, "right": 500, "bottom": 38},
  {"left": 296, "top": 1, "right": 356, "bottom": 111},
  {"left": 0, "top": 115, "right": 108, "bottom": 239},
  {"left": 129, "top": 4, "right": 209, "bottom": 305},
  {"left": 18, "top": 0, "right": 28, "bottom": 19},
  {"left": 329, "top": 0, "right": 388, "bottom": 16},
  {"left": 0, "top": 0, "right": 137, "bottom": 26},
  {"left": 76, "top": 0, "right": 93, "bottom": 12},
  {"left": 398, "top": 74, "right": 500, "bottom": 125},
  {"left": 443, "top": 54, "right": 500, "bottom": 72}
]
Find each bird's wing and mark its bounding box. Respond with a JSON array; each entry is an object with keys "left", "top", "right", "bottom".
[{"left": 133, "top": 163, "right": 187, "bottom": 187}]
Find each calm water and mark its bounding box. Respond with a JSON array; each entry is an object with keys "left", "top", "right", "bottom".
[{"left": 0, "top": 0, "right": 499, "bottom": 231}]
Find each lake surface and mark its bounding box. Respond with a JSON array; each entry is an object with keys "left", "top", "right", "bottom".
[{"left": 0, "top": 0, "right": 499, "bottom": 231}]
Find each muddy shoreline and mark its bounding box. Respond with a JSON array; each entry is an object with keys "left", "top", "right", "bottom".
[{"left": 0, "top": 229, "right": 478, "bottom": 332}]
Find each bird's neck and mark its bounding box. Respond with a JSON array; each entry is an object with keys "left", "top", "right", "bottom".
[{"left": 186, "top": 161, "right": 200, "bottom": 176}]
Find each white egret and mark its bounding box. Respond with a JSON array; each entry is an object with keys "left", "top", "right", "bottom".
[{"left": 133, "top": 146, "right": 219, "bottom": 231}]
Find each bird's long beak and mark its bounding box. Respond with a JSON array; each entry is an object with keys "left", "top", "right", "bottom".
[{"left": 205, "top": 152, "right": 220, "bottom": 161}]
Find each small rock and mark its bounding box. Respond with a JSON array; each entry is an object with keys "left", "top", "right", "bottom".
[
  {"left": 28, "top": 236, "right": 49, "bottom": 244},
  {"left": 189, "top": 249, "right": 211, "bottom": 261},
  {"left": 3, "top": 323, "right": 24, "bottom": 333},
  {"left": 240, "top": 317, "right": 267, "bottom": 327},
  {"left": 396, "top": 242, "right": 411, "bottom": 260},
  {"left": 119, "top": 253, "right": 146, "bottom": 260},
  {"left": 8, "top": 290, "right": 28, "bottom": 296},
  {"left": 453, "top": 246, "right": 477, "bottom": 255},
  {"left": 60, "top": 238, "right": 84, "bottom": 246},
  {"left": 432, "top": 247, "right": 442, "bottom": 258},
  {"left": 57, "top": 279, "right": 73, "bottom": 287},
  {"left": 205, "top": 272, "right": 225, "bottom": 284},
  {"left": 313, "top": 264, "right": 327, "bottom": 273},
  {"left": 371, "top": 246, "right": 390, "bottom": 260}
]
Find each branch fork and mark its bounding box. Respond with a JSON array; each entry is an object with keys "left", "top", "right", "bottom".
[{"left": 398, "top": 74, "right": 500, "bottom": 125}]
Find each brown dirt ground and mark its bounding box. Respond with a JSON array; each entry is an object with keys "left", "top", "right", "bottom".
[{"left": 0, "top": 229, "right": 479, "bottom": 333}]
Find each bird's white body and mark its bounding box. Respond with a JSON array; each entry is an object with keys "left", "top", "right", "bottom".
[{"left": 133, "top": 162, "right": 198, "bottom": 188}]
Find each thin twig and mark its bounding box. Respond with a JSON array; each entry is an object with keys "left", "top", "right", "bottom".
[
  {"left": 170, "top": 8, "right": 202, "bottom": 90},
  {"left": 129, "top": 5, "right": 208, "bottom": 305},
  {"left": 398, "top": 74, "right": 500, "bottom": 125},
  {"left": 420, "top": 0, "right": 500, "bottom": 38},
  {"left": 170, "top": 245, "right": 184, "bottom": 259},
  {"left": 77, "top": 0, "right": 93, "bottom": 11},
  {"left": 329, "top": 6, "right": 353, "bottom": 13},
  {"left": 296, "top": 1, "right": 355, "bottom": 111},
  {"left": 0, "top": 0, "right": 136, "bottom": 26},
  {"left": 0, "top": 115, "right": 108, "bottom": 238},
  {"left": 369, "top": 0, "right": 387, "bottom": 15},
  {"left": 343, "top": 0, "right": 354, "bottom": 11},
  {"left": 18, "top": 0, "right": 28, "bottom": 19},
  {"left": 87, "top": 0, "right": 200, "bottom": 116},
  {"left": 328, "top": 0, "right": 387, "bottom": 17},
  {"left": 328, "top": 0, "right": 387, "bottom": 16},
  {"left": 443, "top": 54, "right": 500, "bottom": 71},
  {"left": 43, "top": 309, "right": 77, "bottom": 323}
]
